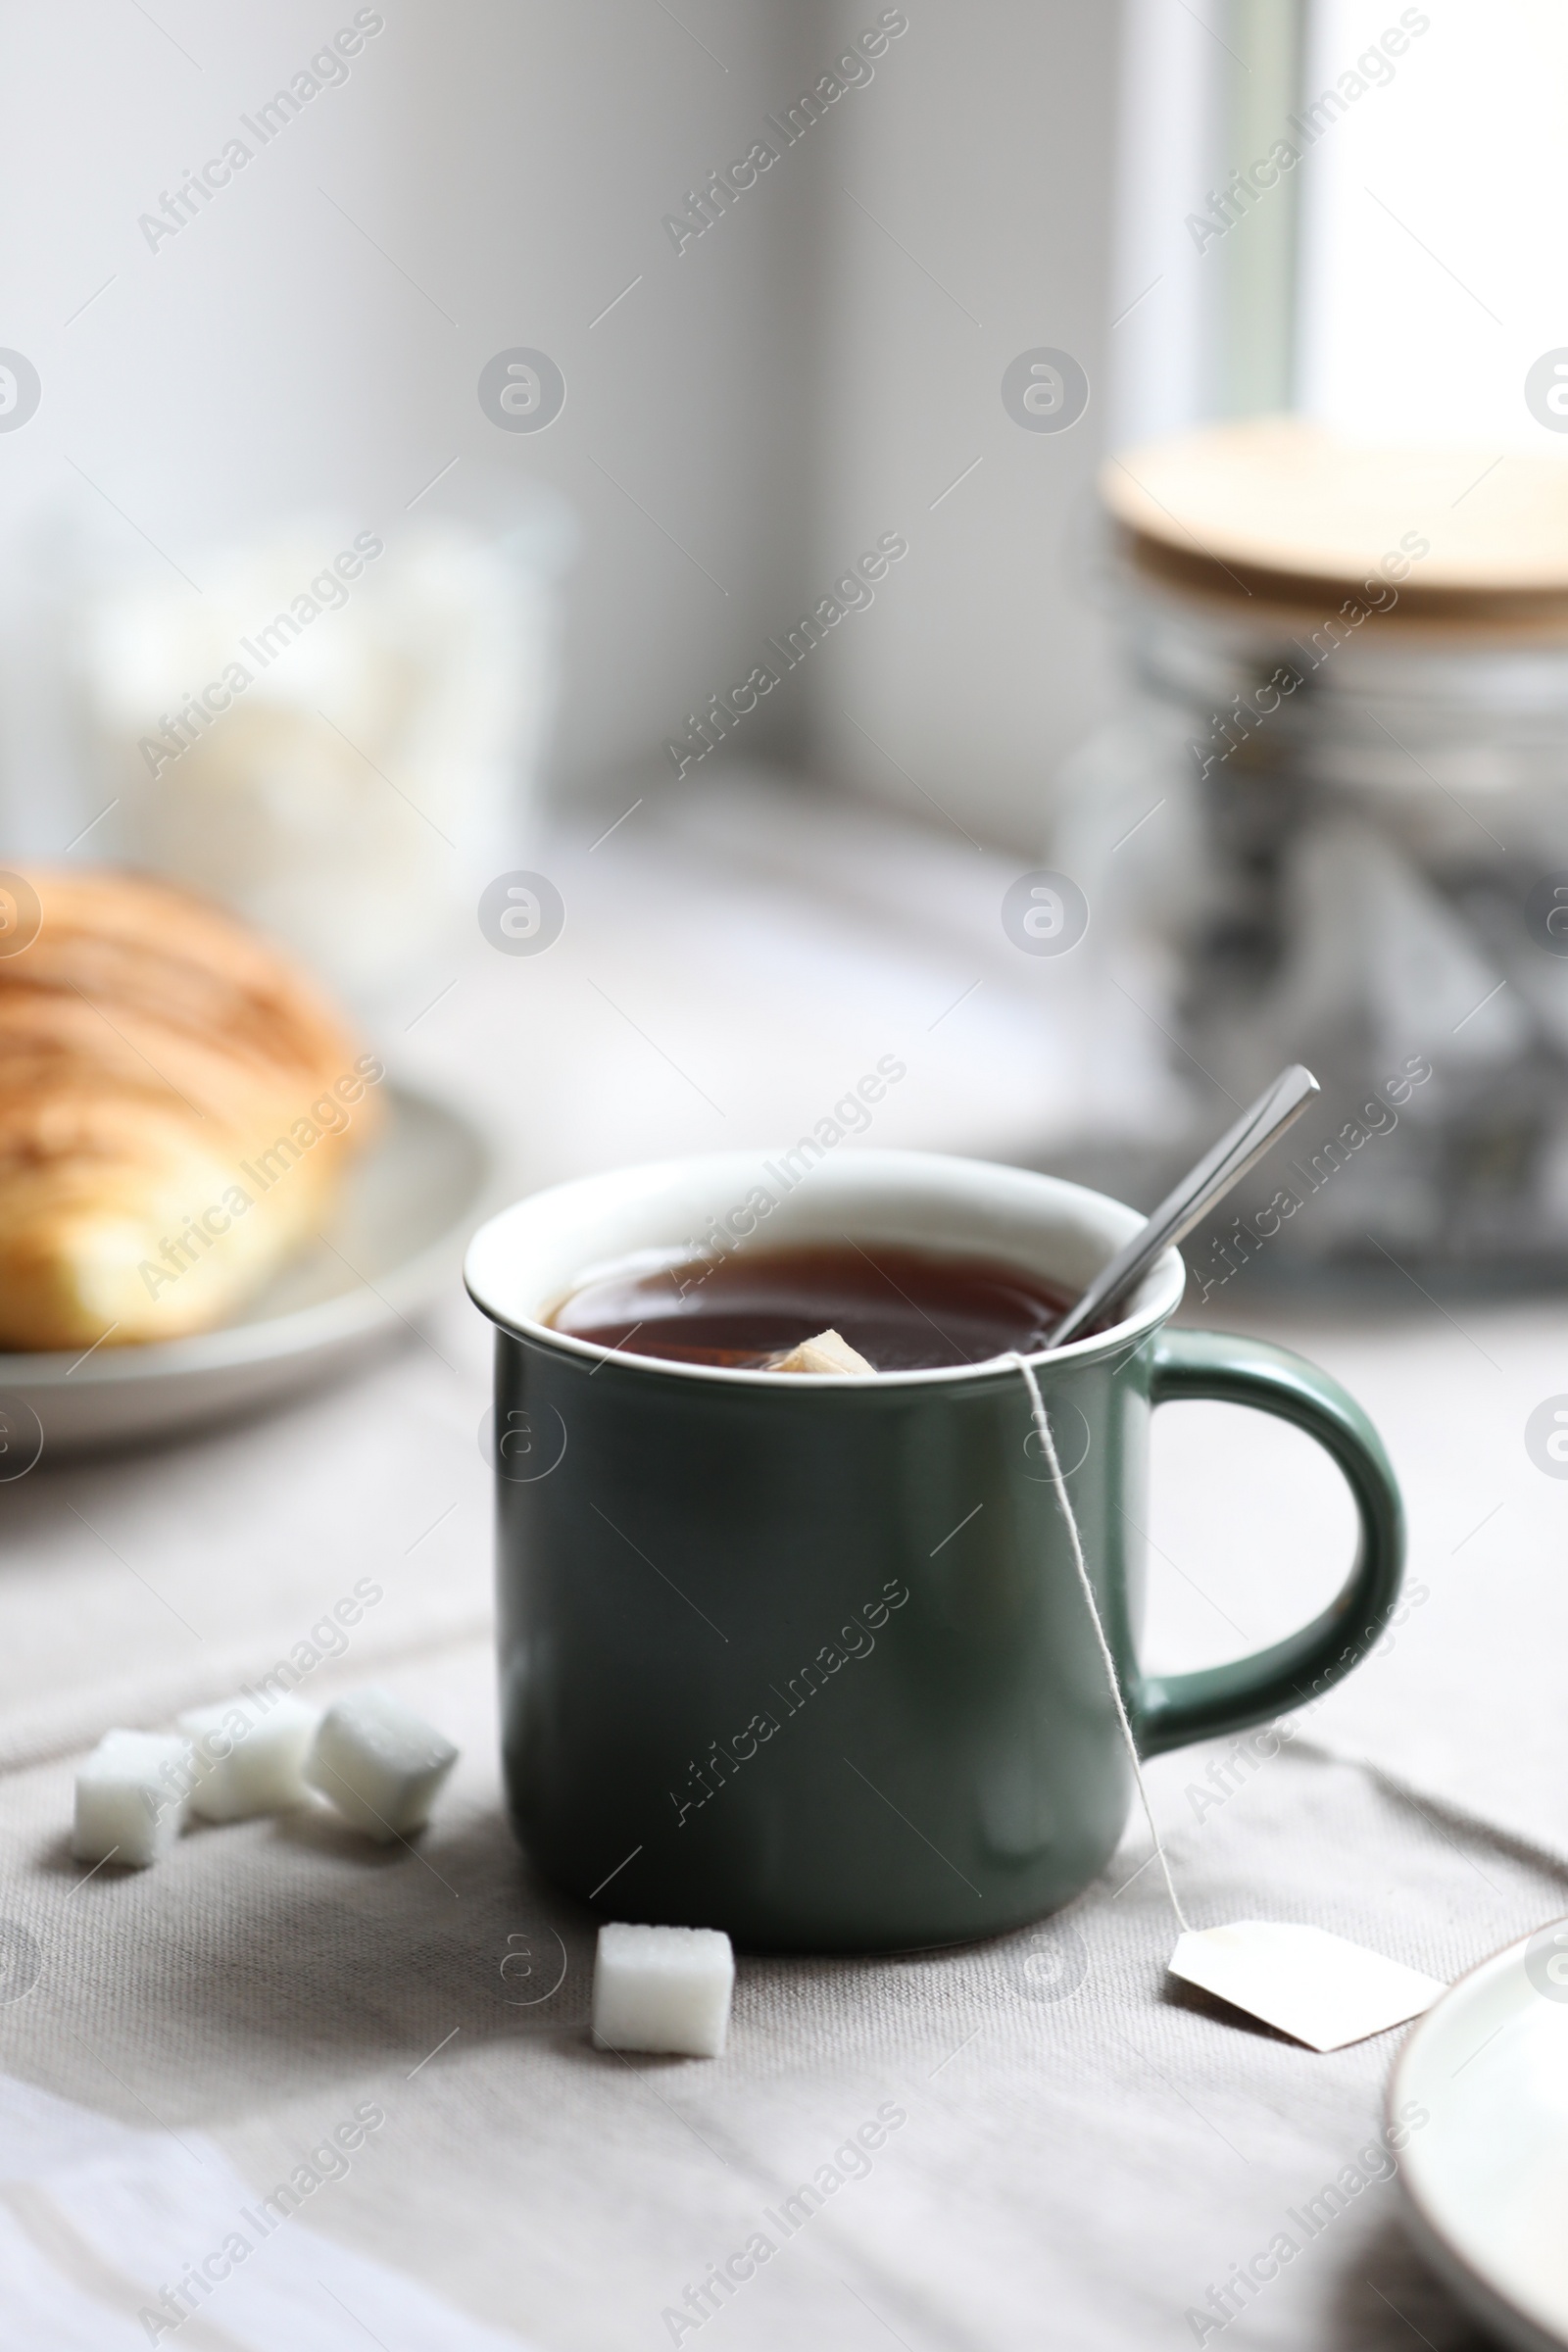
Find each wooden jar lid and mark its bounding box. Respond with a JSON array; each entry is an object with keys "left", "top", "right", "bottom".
[{"left": 1102, "top": 417, "right": 1568, "bottom": 632}]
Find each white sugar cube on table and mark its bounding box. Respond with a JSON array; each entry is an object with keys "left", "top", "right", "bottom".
[
  {"left": 73, "top": 1731, "right": 195, "bottom": 1868},
  {"left": 592, "top": 1923, "right": 735, "bottom": 2058},
  {"left": 304, "top": 1690, "right": 459, "bottom": 1841},
  {"left": 176, "top": 1695, "right": 318, "bottom": 1822}
]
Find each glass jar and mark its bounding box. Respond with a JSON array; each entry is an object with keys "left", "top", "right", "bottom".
[
  {"left": 63, "top": 481, "right": 576, "bottom": 1015},
  {"left": 1054, "top": 421, "right": 1568, "bottom": 1281}
]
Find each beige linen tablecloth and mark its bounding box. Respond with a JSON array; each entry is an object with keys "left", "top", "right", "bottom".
[
  {"left": 0, "top": 801, "right": 1558, "bottom": 2350},
  {"left": 2, "top": 1272, "right": 1559, "bottom": 2352}
]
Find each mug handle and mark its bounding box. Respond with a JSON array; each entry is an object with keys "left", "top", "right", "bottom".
[{"left": 1136, "top": 1328, "right": 1405, "bottom": 1758}]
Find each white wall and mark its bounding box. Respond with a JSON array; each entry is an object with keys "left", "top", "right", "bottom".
[
  {"left": 1103, "top": 0, "right": 1223, "bottom": 452},
  {"left": 803, "top": 0, "right": 1126, "bottom": 853},
  {"left": 0, "top": 0, "right": 1134, "bottom": 855},
  {"left": 0, "top": 0, "right": 834, "bottom": 845}
]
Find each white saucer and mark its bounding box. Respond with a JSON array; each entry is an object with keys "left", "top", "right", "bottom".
[
  {"left": 0, "top": 1085, "right": 496, "bottom": 1458},
  {"left": 1392, "top": 1919, "right": 1568, "bottom": 2352}
]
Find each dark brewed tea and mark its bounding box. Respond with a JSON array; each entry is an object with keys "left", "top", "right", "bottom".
[{"left": 547, "top": 1240, "right": 1081, "bottom": 1372}]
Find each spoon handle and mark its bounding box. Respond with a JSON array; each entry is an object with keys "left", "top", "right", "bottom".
[{"left": 1048, "top": 1064, "right": 1321, "bottom": 1348}]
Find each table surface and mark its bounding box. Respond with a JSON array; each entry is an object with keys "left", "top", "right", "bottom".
[{"left": 0, "top": 782, "right": 1552, "bottom": 2351}]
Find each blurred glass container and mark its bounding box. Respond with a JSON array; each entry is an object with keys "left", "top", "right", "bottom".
[
  {"left": 1056, "top": 419, "right": 1568, "bottom": 1278},
  {"left": 74, "top": 487, "right": 575, "bottom": 1011}
]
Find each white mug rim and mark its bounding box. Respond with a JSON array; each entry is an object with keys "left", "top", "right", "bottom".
[{"left": 464, "top": 1148, "right": 1186, "bottom": 1389}]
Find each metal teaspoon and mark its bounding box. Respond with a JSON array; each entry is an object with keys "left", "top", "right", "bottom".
[{"left": 1047, "top": 1063, "right": 1321, "bottom": 1348}]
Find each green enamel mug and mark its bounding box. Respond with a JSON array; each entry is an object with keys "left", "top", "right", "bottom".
[{"left": 465, "top": 1150, "right": 1403, "bottom": 1953}]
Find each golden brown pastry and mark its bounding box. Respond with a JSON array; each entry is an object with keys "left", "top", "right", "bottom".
[{"left": 0, "top": 866, "right": 384, "bottom": 1349}]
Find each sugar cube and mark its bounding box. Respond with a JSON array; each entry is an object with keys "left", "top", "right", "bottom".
[
  {"left": 768, "top": 1328, "right": 874, "bottom": 1375},
  {"left": 592, "top": 1922, "right": 735, "bottom": 2057},
  {"left": 304, "top": 1689, "right": 458, "bottom": 1841},
  {"left": 73, "top": 1731, "right": 195, "bottom": 1868},
  {"left": 176, "top": 1695, "right": 318, "bottom": 1822}
]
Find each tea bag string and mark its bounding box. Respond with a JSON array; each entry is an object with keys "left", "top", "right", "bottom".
[{"left": 1005, "top": 1353, "right": 1191, "bottom": 1935}]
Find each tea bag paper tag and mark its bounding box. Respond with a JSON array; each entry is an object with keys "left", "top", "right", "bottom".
[{"left": 1168, "top": 1922, "right": 1446, "bottom": 2051}]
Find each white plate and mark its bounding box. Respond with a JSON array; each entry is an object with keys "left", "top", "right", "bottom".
[
  {"left": 0, "top": 1085, "right": 496, "bottom": 1459},
  {"left": 1392, "top": 1919, "right": 1568, "bottom": 2352}
]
